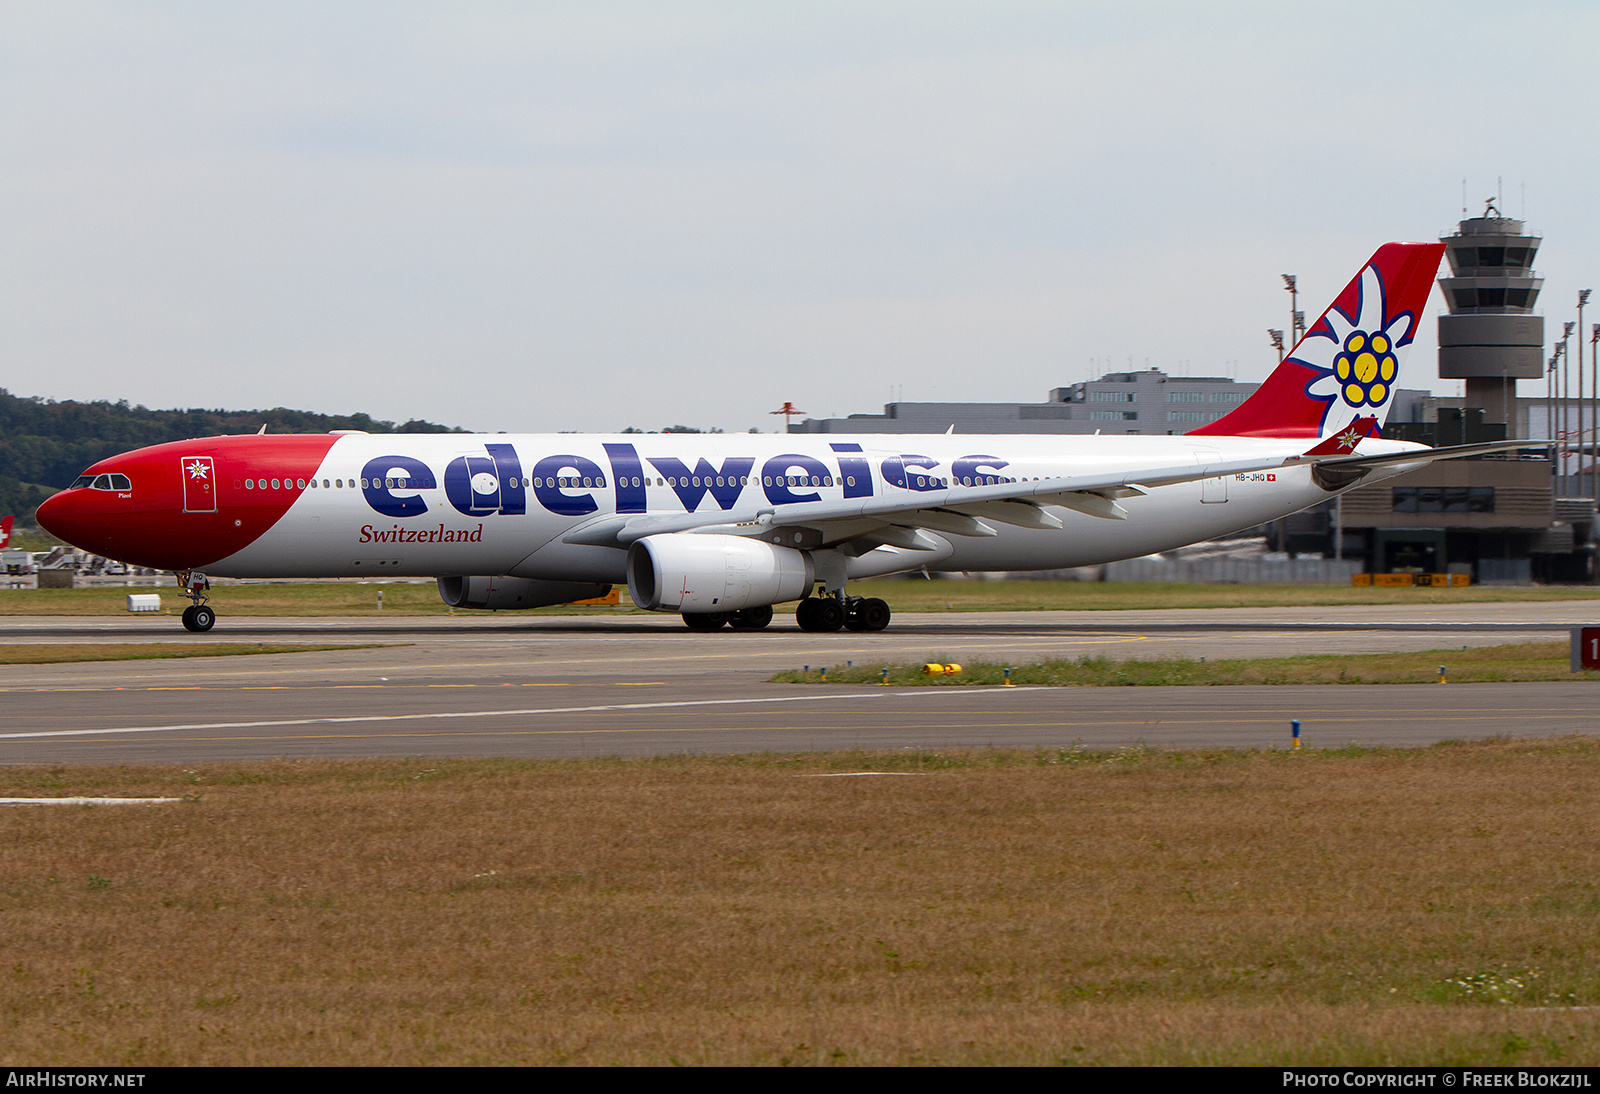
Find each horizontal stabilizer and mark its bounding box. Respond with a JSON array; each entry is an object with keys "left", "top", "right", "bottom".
[{"left": 1286, "top": 439, "right": 1552, "bottom": 471}]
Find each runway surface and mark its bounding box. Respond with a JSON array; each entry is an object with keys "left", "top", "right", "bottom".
[{"left": 0, "top": 601, "right": 1594, "bottom": 764}]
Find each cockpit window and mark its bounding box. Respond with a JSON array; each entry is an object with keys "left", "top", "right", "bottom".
[{"left": 72, "top": 474, "right": 132, "bottom": 492}]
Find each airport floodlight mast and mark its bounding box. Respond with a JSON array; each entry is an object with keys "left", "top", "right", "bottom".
[
  {"left": 1282, "top": 274, "right": 1305, "bottom": 349},
  {"left": 1563, "top": 321, "right": 1576, "bottom": 494},
  {"left": 1580, "top": 290, "right": 1593, "bottom": 499},
  {"left": 770, "top": 402, "right": 805, "bottom": 431},
  {"left": 1268, "top": 329, "right": 1285, "bottom": 364},
  {"left": 1593, "top": 321, "right": 1600, "bottom": 500}
]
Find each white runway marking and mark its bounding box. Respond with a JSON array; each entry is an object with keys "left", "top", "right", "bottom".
[
  {"left": 0, "top": 687, "right": 1045, "bottom": 741},
  {"left": 0, "top": 796, "right": 179, "bottom": 805},
  {"left": 801, "top": 772, "right": 925, "bottom": 777}
]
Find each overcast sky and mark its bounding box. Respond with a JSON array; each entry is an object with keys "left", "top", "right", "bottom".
[{"left": 2, "top": 2, "right": 1596, "bottom": 433}]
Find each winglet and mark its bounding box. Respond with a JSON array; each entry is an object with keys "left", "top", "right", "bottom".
[{"left": 1297, "top": 416, "right": 1378, "bottom": 458}]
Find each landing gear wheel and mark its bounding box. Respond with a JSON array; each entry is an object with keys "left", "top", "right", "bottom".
[
  {"left": 796, "top": 596, "right": 844, "bottom": 633},
  {"left": 856, "top": 597, "right": 890, "bottom": 632},
  {"left": 682, "top": 612, "right": 729, "bottom": 631},
  {"left": 841, "top": 596, "right": 892, "bottom": 632},
  {"left": 844, "top": 602, "right": 868, "bottom": 631},
  {"left": 181, "top": 605, "right": 216, "bottom": 633},
  {"left": 728, "top": 605, "right": 773, "bottom": 630}
]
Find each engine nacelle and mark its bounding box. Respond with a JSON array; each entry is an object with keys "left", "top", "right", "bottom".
[
  {"left": 437, "top": 575, "right": 611, "bottom": 610},
  {"left": 627, "top": 534, "right": 813, "bottom": 613}
]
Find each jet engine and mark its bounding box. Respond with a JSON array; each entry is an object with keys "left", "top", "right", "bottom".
[
  {"left": 437, "top": 575, "right": 611, "bottom": 610},
  {"left": 626, "top": 534, "right": 813, "bottom": 613}
]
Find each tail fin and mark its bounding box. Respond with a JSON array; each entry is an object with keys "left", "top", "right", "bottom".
[
  {"left": 1190, "top": 242, "right": 1446, "bottom": 439},
  {"left": 0, "top": 516, "right": 13, "bottom": 549}
]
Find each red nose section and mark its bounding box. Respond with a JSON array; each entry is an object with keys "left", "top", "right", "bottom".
[
  {"left": 37, "top": 435, "right": 340, "bottom": 570},
  {"left": 35, "top": 489, "right": 112, "bottom": 557}
]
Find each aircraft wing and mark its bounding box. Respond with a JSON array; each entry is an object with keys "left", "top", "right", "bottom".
[
  {"left": 562, "top": 438, "right": 1555, "bottom": 552},
  {"left": 563, "top": 450, "right": 1326, "bottom": 548}
]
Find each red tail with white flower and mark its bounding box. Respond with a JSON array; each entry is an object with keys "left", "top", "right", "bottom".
[{"left": 1190, "top": 242, "right": 1446, "bottom": 440}]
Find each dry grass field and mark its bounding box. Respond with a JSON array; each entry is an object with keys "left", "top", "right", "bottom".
[
  {"left": 776, "top": 641, "right": 1597, "bottom": 687},
  {"left": 3, "top": 741, "right": 1599, "bottom": 1065}
]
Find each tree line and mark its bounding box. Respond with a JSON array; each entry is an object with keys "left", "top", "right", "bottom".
[{"left": 0, "top": 390, "right": 461, "bottom": 522}]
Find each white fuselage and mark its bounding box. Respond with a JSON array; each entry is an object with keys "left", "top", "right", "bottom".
[{"left": 211, "top": 432, "right": 1419, "bottom": 581}]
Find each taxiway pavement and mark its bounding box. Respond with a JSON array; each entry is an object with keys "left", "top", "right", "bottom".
[{"left": 0, "top": 601, "right": 1593, "bottom": 764}]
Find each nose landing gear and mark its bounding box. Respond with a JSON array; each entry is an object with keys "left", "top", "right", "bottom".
[{"left": 176, "top": 571, "right": 216, "bottom": 632}]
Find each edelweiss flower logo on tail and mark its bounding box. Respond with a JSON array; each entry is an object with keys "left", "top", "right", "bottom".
[
  {"left": 1292, "top": 263, "right": 1417, "bottom": 436},
  {"left": 1332, "top": 330, "right": 1398, "bottom": 408}
]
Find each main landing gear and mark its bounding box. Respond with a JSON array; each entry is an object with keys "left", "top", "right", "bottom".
[
  {"left": 176, "top": 570, "right": 216, "bottom": 633},
  {"left": 678, "top": 596, "right": 890, "bottom": 633},
  {"left": 681, "top": 605, "right": 774, "bottom": 631},
  {"left": 797, "top": 594, "right": 891, "bottom": 633}
]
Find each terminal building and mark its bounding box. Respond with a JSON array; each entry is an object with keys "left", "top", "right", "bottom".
[{"left": 790, "top": 370, "right": 1268, "bottom": 435}]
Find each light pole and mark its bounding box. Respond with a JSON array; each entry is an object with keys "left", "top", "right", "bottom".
[
  {"left": 1282, "top": 274, "right": 1299, "bottom": 351},
  {"left": 1549, "top": 350, "right": 1560, "bottom": 474},
  {"left": 1593, "top": 323, "right": 1600, "bottom": 501},
  {"left": 1268, "top": 329, "right": 1285, "bottom": 365},
  {"left": 1581, "top": 291, "right": 1593, "bottom": 499},
  {"left": 1561, "top": 324, "right": 1575, "bottom": 495}
]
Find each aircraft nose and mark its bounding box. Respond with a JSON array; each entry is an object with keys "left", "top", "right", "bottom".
[{"left": 35, "top": 488, "right": 108, "bottom": 553}]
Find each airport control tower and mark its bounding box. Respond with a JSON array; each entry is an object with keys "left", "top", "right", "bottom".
[{"left": 1436, "top": 208, "right": 1544, "bottom": 430}]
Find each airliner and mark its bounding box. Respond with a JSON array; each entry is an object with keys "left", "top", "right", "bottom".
[{"left": 36, "top": 241, "right": 1524, "bottom": 633}]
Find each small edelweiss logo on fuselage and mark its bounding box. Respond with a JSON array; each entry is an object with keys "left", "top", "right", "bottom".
[
  {"left": 186, "top": 460, "right": 209, "bottom": 479},
  {"left": 1332, "top": 330, "right": 1398, "bottom": 409}
]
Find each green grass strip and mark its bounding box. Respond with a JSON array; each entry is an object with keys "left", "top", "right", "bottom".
[{"left": 774, "top": 641, "right": 1598, "bottom": 687}]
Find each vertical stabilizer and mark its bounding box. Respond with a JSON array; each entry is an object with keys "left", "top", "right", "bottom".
[{"left": 1191, "top": 242, "right": 1446, "bottom": 439}]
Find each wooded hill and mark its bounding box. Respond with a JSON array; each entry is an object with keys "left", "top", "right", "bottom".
[{"left": 0, "top": 389, "right": 460, "bottom": 522}]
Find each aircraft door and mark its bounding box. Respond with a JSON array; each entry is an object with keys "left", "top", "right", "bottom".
[
  {"left": 181, "top": 456, "right": 218, "bottom": 513},
  {"left": 1193, "top": 448, "right": 1227, "bottom": 503}
]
